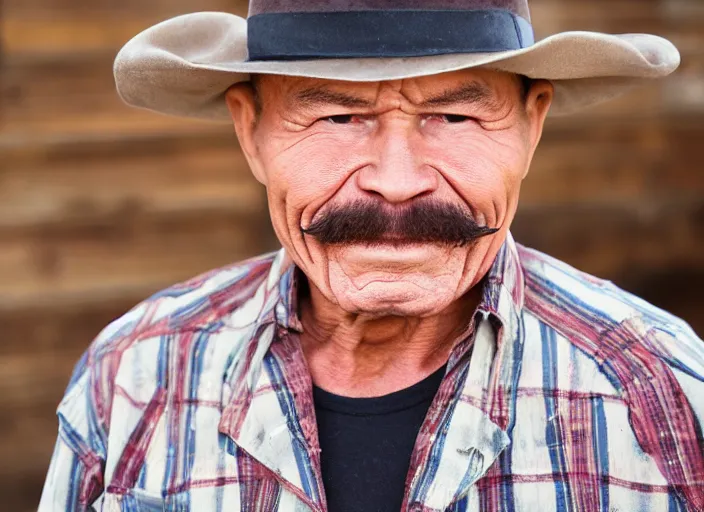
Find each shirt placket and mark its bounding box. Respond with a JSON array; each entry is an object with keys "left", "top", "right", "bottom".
[
  {"left": 218, "top": 323, "right": 326, "bottom": 512},
  {"left": 402, "top": 312, "right": 517, "bottom": 512}
]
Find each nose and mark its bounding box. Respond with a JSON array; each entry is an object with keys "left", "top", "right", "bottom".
[{"left": 356, "top": 120, "right": 439, "bottom": 204}]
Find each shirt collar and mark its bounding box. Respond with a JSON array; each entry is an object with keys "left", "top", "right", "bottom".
[
  {"left": 274, "top": 253, "right": 304, "bottom": 333},
  {"left": 477, "top": 231, "right": 525, "bottom": 328}
]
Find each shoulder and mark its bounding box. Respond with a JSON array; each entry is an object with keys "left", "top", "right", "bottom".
[
  {"left": 518, "top": 244, "right": 704, "bottom": 381},
  {"left": 515, "top": 245, "right": 704, "bottom": 501},
  {"left": 60, "top": 250, "right": 281, "bottom": 415},
  {"left": 92, "top": 251, "right": 277, "bottom": 358}
]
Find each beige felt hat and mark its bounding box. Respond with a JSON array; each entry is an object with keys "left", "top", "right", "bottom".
[{"left": 114, "top": 0, "right": 681, "bottom": 120}]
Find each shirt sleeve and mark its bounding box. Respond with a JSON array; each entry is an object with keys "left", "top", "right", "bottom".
[
  {"left": 38, "top": 353, "right": 107, "bottom": 511},
  {"left": 648, "top": 321, "right": 704, "bottom": 511},
  {"left": 651, "top": 319, "right": 704, "bottom": 404},
  {"left": 38, "top": 297, "right": 151, "bottom": 511},
  {"left": 38, "top": 431, "right": 104, "bottom": 511}
]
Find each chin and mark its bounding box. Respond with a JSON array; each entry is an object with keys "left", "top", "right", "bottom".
[{"left": 334, "top": 280, "right": 456, "bottom": 318}]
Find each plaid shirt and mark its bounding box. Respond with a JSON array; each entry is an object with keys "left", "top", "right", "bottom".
[{"left": 40, "top": 233, "right": 704, "bottom": 512}]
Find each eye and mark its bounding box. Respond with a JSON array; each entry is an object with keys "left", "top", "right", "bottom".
[
  {"left": 321, "top": 114, "right": 354, "bottom": 124},
  {"left": 422, "top": 114, "right": 474, "bottom": 126},
  {"left": 442, "top": 114, "right": 472, "bottom": 123}
]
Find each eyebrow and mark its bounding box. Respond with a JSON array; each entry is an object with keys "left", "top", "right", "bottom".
[
  {"left": 421, "top": 82, "right": 498, "bottom": 109},
  {"left": 294, "top": 87, "right": 375, "bottom": 109},
  {"left": 292, "top": 81, "right": 498, "bottom": 111}
]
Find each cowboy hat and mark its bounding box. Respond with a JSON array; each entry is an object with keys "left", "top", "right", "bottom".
[{"left": 113, "top": 0, "right": 680, "bottom": 119}]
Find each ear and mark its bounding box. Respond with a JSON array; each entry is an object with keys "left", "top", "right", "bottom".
[
  {"left": 522, "top": 79, "right": 554, "bottom": 179},
  {"left": 225, "top": 81, "right": 268, "bottom": 185}
]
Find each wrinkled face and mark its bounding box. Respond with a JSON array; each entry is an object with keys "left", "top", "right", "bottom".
[{"left": 226, "top": 69, "right": 552, "bottom": 317}]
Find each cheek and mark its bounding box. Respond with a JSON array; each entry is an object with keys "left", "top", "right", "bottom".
[
  {"left": 263, "top": 134, "right": 366, "bottom": 215},
  {"left": 430, "top": 130, "right": 529, "bottom": 222}
]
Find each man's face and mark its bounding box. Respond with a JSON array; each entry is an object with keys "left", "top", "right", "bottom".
[{"left": 226, "top": 69, "right": 552, "bottom": 317}]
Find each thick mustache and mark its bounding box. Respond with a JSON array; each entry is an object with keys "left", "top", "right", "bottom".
[{"left": 301, "top": 200, "right": 498, "bottom": 246}]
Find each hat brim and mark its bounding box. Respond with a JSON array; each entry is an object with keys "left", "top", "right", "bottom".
[{"left": 114, "top": 11, "right": 680, "bottom": 120}]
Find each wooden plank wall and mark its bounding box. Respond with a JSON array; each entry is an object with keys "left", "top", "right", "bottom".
[
  {"left": 520, "top": 0, "right": 704, "bottom": 330},
  {"left": 1, "top": 1, "right": 702, "bottom": 510}
]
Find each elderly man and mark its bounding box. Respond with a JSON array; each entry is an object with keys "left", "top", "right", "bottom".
[{"left": 40, "top": 1, "right": 703, "bottom": 511}]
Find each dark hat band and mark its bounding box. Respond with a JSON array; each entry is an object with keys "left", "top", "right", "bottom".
[{"left": 247, "top": 9, "right": 534, "bottom": 61}]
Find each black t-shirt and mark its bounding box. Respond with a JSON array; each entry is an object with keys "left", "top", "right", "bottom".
[{"left": 313, "top": 366, "right": 446, "bottom": 512}]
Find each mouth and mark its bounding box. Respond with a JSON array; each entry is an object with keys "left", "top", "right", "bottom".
[
  {"left": 358, "top": 236, "right": 430, "bottom": 247},
  {"left": 346, "top": 240, "right": 454, "bottom": 253}
]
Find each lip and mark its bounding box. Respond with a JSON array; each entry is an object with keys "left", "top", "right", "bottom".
[
  {"left": 338, "top": 242, "right": 445, "bottom": 259},
  {"left": 361, "top": 236, "right": 457, "bottom": 247},
  {"left": 351, "top": 239, "right": 431, "bottom": 249}
]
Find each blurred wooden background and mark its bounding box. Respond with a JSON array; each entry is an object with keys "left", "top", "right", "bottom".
[{"left": 1, "top": 0, "right": 702, "bottom": 510}]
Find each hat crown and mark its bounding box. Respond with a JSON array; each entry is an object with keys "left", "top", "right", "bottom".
[{"left": 249, "top": 0, "right": 531, "bottom": 21}]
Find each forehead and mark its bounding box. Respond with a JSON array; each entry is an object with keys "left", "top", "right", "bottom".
[{"left": 256, "top": 68, "right": 520, "bottom": 105}]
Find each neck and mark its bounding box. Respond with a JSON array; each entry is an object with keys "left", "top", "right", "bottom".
[{"left": 298, "top": 280, "right": 482, "bottom": 398}]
